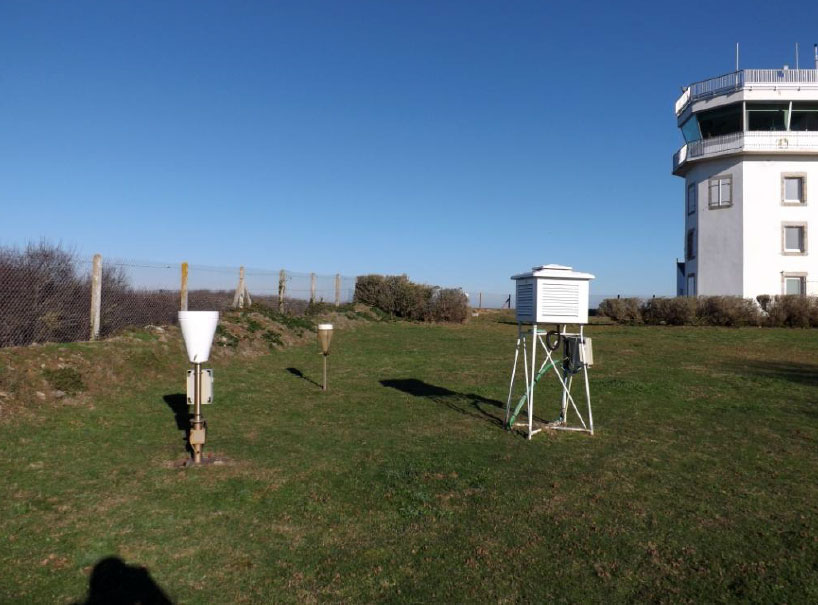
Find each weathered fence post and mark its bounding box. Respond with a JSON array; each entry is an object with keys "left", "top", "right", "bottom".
[
  {"left": 233, "top": 266, "right": 251, "bottom": 309},
  {"left": 334, "top": 273, "right": 341, "bottom": 307},
  {"left": 278, "top": 269, "right": 286, "bottom": 313},
  {"left": 90, "top": 254, "right": 102, "bottom": 340},
  {"left": 479, "top": 292, "right": 482, "bottom": 309},
  {"left": 180, "top": 262, "right": 189, "bottom": 311},
  {"left": 310, "top": 273, "right": 316, "bottom": 304}
]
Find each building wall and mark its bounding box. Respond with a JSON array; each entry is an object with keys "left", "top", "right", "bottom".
[
  {"left": 742, "top": 156, "right": 818, "bottom": 298},
  {"left": 684, "top": 157, "right": 744, "bottom": 296}
]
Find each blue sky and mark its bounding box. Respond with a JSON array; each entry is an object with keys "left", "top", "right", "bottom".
[{"left": 3, "top": 0, "right": 818, "bottom": 297}]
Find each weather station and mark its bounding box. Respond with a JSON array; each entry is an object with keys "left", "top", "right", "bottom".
[{"left": 505, "top": 265, "right": 595, "bottom": 439}]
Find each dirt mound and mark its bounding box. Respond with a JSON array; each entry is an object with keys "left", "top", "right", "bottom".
[{"left": 0, "top": 303, "right": 383, "bottom": 421}]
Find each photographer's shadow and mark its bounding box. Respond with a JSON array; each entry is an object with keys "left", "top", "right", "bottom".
[{"left": 74, "top": 556, "right": 172, "bottom": 605}]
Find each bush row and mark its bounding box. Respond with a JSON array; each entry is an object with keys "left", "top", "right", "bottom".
[
  {"left": 598, "top": 295, "right": 818, "bottom": 328},
  {"left": 353, "top": 274, "right": 468, "bottom": 323}
]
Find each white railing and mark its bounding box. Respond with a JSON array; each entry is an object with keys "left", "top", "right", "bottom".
[
  {"left": 743, "top": 68, "right": 818, "bottom": 84},
  {"left": 674, "top": 131, "right": 818, "bottom": 171},
  {"left": 674, "top": 88, "right": 691, "bottom": 115},
  {"left": 675, "top": 69, "right": 818, "bottom": 115}
]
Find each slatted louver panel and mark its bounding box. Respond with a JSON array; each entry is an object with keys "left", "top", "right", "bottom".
[
  {"left": 539, "top": 282, "right": 579, "bottom": 319},
  {"left": 516, "top": 281, "right": 534, "bottom": 320}
]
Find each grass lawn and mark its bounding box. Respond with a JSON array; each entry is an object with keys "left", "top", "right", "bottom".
[{"left": 1, "top": 312, "right": 818, "bottom": 603}]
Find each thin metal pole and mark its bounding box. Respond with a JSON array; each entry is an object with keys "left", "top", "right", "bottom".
[
  {"left": 505, "top": 326, "right": 522, "bottom": 425},
  {"left": 529, "top": 324, "right": 537, "bottom": 439},
  {"left": 521, "top": 334, "right": 529, "bottom": 430},
  {"left": 583, "top": 326, "right": 594, "bottom": 434},
  {"left": 193, "top": 362, "right": 203, "bottom": 464},
  {"left": 322, "top": 355, "right": 328, "bottom": 391},
  {"left": 560, "top": 325, "right": 568, "bottom": 423}
]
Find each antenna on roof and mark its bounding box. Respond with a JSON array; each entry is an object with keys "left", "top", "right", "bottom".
[{"left": 736, "top": 42, "right": 740, "bottom": 71}]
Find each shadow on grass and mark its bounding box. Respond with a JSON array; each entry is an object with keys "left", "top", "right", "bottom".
[
  {"left": 286, "top": 367, "right": 322, "bottom": 389},
  {"left": 380, "top": 378, "right": 505, "bottom": 429},
  {"left": 73, "top": 556, "right": 173, "bottom": 605},
  {"left": 163, "top": 393, "right": 192, "bottom": 455},
  {"left": 727, "top": 359, "right": 818, "bottom": 387}
]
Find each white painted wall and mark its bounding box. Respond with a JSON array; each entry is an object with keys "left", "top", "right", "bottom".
[{"left": 742, "top": 156, "right": 818, "bottom": 298}]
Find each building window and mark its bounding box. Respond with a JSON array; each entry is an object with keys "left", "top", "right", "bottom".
[
  {"left": 789, "top": 103, "right": 818, "bottom": 131},
  {"left": 747, "top": 103, "right": 788, "bottom": 131},
  {"left": 686, "top": 273, "right": 696, "bottom": 296},
  {"left": 783, "top": 274, "right": 806, "bottom": 296},
  {"left": 708, "top": 175, "right": 732, "bottom": 208},
  {"left": 782, "top": 223, "right": 807, "bottom": 255},
  {"left": 687, "top": 183, "right": 697, "bottom": 214},
  {"left": 686, "top": 228, "right": 696, "bottom": 260},
  {"left": 782, "top": 174, "right": 806, "bottom": 205}
]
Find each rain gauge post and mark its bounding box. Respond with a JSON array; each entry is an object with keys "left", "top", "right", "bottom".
[
  {"left": 179, "top": 311, "right": 219, "bottom": 464},
  {"left": 505, "top": 265, "right": 596, "bottom": 439},
  {"left": 317, "top": 324, "right": 333, "bottom": 391}
]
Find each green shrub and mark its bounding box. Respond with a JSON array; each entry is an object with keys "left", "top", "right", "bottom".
[
  {"left": 642, "top": 297, "right": 697, "bottom": 325},
  {"left": 696, "top": 296, "right": 761, "bottom": 327},
  {"left": 597, "top": 298, "right": 642, "bottom": 323},
  {"left": 354, "top": 275, "right": 468, "bottom": 323},
  {"left": 428, "top": 288, "right": 469, "bottom": 323},
  {"left": 765, "top": 295, "right": 818, "bottom": 328}
]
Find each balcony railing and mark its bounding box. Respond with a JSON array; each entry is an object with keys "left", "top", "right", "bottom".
[
  {"left": 673, "top": 131, "right": 818, "bottom": 172},
  {"left": 675, "top": 69, "right": 818, "bottom": 115}
]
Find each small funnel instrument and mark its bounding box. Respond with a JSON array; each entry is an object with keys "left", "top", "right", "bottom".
[
  {"left": 178, "top": 311, "right": 219, "bottom": 463},
  {"left": 179, "top": 311, "right": 219, "bottom": 363},
  {"left": 317, "top": 323, "right": 333, "bottom": 390}
]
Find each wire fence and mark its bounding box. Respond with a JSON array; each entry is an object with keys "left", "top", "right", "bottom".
[
  {"left": 5, "top": 247, "right": 650, "bottom": 348},
  {"left": 0, "top": 246, "right": 358, "bottom": 348}
]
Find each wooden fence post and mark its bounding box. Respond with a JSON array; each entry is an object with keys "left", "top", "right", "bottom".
[
  {"left": 335, "top": 273, "right": 341, "bottom": 307},
  {"left": 278, "top": 269, "right": 286, "bottom": 313},
  {"left": 479, "top": 292, "right": 482, "bottom": 310},
  {"left": 233, "top": 266, "right": 251, "bottom": 309},
  {"left": 310, "top": 273, "right": 316, "bottom": 304},
  {"left": 90, "top": 254, "right": 102, "bottom": 340},
  {"left": 180, "top": 262, "right": 189, "bottom": 311}
]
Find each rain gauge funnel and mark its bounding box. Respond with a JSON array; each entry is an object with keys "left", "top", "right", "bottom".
[
  {"left": 317, "top": 323, "right": 334, "bottom": 355},
  {"left": 317, "top": 324, "right": 334, "bottom": 391},
  {"left": 179, "top": 311, "right": 219, "bottom": 363}
]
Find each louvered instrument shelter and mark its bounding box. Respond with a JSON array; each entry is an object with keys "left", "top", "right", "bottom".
[{"left": 512, "top": 265, "right": 595, "bottom": 325}]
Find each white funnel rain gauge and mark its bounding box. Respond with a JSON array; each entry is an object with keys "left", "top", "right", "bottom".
[
  {"left": 179, "top": 311, "right": 219, "bottom": 363},
  {"left": 178, "top": 311, "right": 219, "bottom": 463},
  {"left": 317, "top": 323, "right": 333, "bottom": 391}
]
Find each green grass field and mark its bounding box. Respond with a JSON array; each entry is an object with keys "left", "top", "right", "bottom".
[{"left": 2, "top": 312, "right": 818, "bottom": 603}]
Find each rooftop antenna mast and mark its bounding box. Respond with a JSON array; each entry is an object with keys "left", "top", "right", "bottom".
[{"left": 736, "top": 42, "right": 740, "bottom": 72}]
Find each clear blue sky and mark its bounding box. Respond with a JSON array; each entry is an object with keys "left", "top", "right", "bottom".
[{"left": 3, "top": 0, "right": 818, "bottom": 297}]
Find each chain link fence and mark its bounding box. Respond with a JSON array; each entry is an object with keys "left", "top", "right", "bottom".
[{"left": 0, "top": 245, "right": 358, "bottom": 348}]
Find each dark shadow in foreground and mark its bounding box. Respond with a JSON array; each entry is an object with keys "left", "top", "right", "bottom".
[
  {"left": 73, "top": 556, "right": 173, "bottom": 605},
  {"left": 286, "top": 367, "right": 322, "bottom": 388},
  {"left": 163, "top": 393, "right": 193, "bottom": 455},
  {"left": 727, "top": 359, "right": 818, "bottom": 388},
  {"left": 380, "top": 378, "right": 505, "bottom": 428}
]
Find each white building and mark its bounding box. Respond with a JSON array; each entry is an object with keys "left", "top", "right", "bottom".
[{"left": 673, "top": 64, "right": 818, "bottom": 298}]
